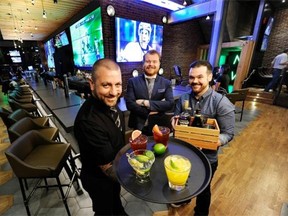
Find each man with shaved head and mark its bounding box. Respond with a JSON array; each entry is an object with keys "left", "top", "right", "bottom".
[{"left": 74, "top": 59, "right": 127, "bottom": 215}]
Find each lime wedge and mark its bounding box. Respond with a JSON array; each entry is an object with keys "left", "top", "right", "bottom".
[
  {"left": 135, "top": 155, "right": 150, "bottom": 163},
  {"left": 129, "top": 158, "right": 143, "bottom": 168},
  {"left": 170, "top": 158, "right": 179, "bottom": 170},
  {"left": 144, "top": 150, "right": 154, "bottom": 160}
]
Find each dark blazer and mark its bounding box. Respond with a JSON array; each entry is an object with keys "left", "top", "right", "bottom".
[{"left": 125, "top": 74, "right": 174, "bottom": 130}]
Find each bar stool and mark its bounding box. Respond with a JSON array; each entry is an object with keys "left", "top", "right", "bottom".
[
  {"left": 8, "top": 117, "right": 59, "bottom": 143},
  {"left": 0, "top": 107, "right": 12, "bottom": 128},
  {"left": 8, "top": 99, "right": 39, "bottom": 116},
  {"left": 5, "top": 130, "right": 76, "bottom": 216},
  {"left": 8, "top": 109, "right": 49, "bottom": 127},
  {"left": 8, "top": 94, "right": 33, "bottom": 103}
]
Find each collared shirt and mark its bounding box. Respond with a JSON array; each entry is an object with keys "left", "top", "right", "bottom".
[{"left": 175, "top": 87, "right": 235, "bottom": 163}]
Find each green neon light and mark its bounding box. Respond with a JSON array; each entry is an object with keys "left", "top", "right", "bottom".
[
  {"left": 233, "top": 55, "right": 240, "bottom": 65},
  {"left": 231, "top": 71, "right": 237, "bottom": 80}
]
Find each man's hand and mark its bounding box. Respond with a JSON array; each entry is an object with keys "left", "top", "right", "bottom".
[
  {"left": 136, "top": 99, "right": 150, "bottom": 107},
  {"left": 171, "top": 115, "right": 179, "bottom": 129},
  {"left": 99, "top": 162, "right": 117, "bottom": 181}
]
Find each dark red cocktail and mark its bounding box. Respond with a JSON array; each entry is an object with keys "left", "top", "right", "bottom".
[
  {"left": 129, "top": 134, "right": 148, "bottom": 151},
  {"left": 153, "top": 126, "right": 170, "bottom": 146}
]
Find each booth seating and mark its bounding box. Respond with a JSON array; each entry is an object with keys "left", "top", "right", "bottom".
[
  {"left": 5, "top": 130, "right": 76, "bottom": 216},
  {"left": 8, "top": 117, "right": 59, "bottom": 143},
  {"left": 8, "top": 109, "right": 49, "bottom": 127}
]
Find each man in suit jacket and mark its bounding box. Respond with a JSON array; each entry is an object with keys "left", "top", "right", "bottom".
[{"left": 125, "top": 50, "right": 174, "bottom": 135}]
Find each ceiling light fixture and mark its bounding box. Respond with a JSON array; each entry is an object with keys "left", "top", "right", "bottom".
[
  {"left": 41, "top": 0, "right": 47, "bottom": 19},
  {"left": 43, "top": 10, "right": 47, "bottom": 19},
  {"left": 206, "top": 0, "right": 211, "bottom": 20},
  {"left": 31, "top": 0, "right": 35, "bottom": 5},
  {"left": 282, "top": 0, "right": 285, "bottom": 3},
  {"left": 35, "top": 26, "right": 38, "bottom": 30},
  {"left": 183, "top": 0, "right": 187, "bottom": 6},
  {"left": 26, "top": 8, "right": 30, "bottom": 14}
]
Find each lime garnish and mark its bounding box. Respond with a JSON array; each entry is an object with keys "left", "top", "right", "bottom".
[
  {"left": 170, "top": 158, "right": 179, "bottom": 170},
  {"left": 135, "top": 155, "right": 150, "bottom": 163},
  {"left": 144, "top": 150, "right": 154, "bottom": 159}
]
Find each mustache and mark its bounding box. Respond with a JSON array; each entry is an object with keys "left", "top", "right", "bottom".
[{"left": 191, "top": 83, "right": 200, "bottom": 86}]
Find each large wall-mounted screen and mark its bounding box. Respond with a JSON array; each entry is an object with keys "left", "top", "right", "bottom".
[
  {"left": 54, "top": 30, "right": 69, "bottom": 48},
  {"left": 9, "top": 50, "right": 21, "bottom": 57},
  {"left": 69, "top": 7, "right": 104, "bottom": 70},
  {"left": 115, "top": 17, "right": 164, "bottom": 62},
  {"left": 44, "top": 38, "right": 55, "bottom": 68}
]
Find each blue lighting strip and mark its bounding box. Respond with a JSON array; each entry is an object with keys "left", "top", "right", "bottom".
[
  {"left": 140, "top": 0, "right": 185, "bottom": 11},
  {"left": 168, "top": 0, "right": 217, "bottom": 23}
]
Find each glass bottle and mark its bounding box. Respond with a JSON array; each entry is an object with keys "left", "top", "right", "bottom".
[
  {"left": 191, "top": 102, "right": 203, "bottom": 127},
  {"left": 179, "top": 107, "right": 192, "bottom": 126},
  {"left": 191, "top": 109, "right": 203, "bottom": 128}
]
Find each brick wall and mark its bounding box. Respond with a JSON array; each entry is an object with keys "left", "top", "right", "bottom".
[
  {"left": 100, "top": 0, "right": 205, "bottom": 91},
  {"left": 256, "top": 8, "right": 288, "bottom": 68}
]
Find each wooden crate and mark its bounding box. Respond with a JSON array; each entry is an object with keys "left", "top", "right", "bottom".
[{"left": 174, "top": 118, "right": 220, "bottom": 150}]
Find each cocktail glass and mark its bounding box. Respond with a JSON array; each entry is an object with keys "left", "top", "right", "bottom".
[
  {"left": 153, "top": 126, "right": 170, "bottom": 146},
  {"left": 126, "top": 149, "right": 155, "bottom": 183},
  {"left": 129, "top": 134, "right": 148, "bottom": 151},
  {"left": 164, "top": 155, "right": 191, "bottom": 191}
]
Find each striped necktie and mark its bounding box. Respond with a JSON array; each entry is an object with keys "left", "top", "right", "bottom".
[
  {"left": 110, "top": 107, "right": 121, "bottom": 130},
  {"left": 146, "top": 78, "right": 155, "bottom": 99}
]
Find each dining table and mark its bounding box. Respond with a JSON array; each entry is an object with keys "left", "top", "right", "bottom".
[{"left": 114, "top": 137, "right": 212, "bottom": 204}]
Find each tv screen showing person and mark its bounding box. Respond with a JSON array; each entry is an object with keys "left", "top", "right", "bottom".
[{"left": 115, "top": 17, "right": 163, "bottom": 62}]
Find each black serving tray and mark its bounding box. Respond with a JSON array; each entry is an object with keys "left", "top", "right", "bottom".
[{"left": 114, "top": 137, "right": 212, "bottom": 204}]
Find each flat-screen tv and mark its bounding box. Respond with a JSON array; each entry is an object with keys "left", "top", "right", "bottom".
[
  {"left": 28, "top": 66, "right": 34, "bottom": 70},
  {"left": 44, "top": 38, "right": 55, "bottom": 68},
  {"left": 9, "top": 50, "right": 20, "bottom": 57},
  {"left": 260, "top": 17, "right": 274, "bottom": 51},
  {"left": 11, "top": 57, "right": 22, "bottom": 63},
  {"left": 115, "top": 17, "right": 164, "bottom": 62},
  {"left": 54, "top": 30, "right": 69, "bottom": 48},
  {"left": 69, "top": 7, "right": 104, "bottom": 70}
]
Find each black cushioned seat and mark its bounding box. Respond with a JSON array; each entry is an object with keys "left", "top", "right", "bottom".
[
  {"left": 8, "top": 109, "right": 49, "bottom": 127},
  {"left": 5, "top": 130, "right": 75, "bottom": 216},
  {"left": 8, "top": 99, "right": 39, "bottom": 116},
  {"left": 8, "top": 117, "right": 59, "bottom": 143}
]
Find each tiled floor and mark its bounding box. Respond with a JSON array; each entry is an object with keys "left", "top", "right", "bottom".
[
  {"left": 1, "top": 161, "right": 168, "bottom": 216},
  {"left": 0, "top": 87, "right": 168, "bottom": 216}
]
